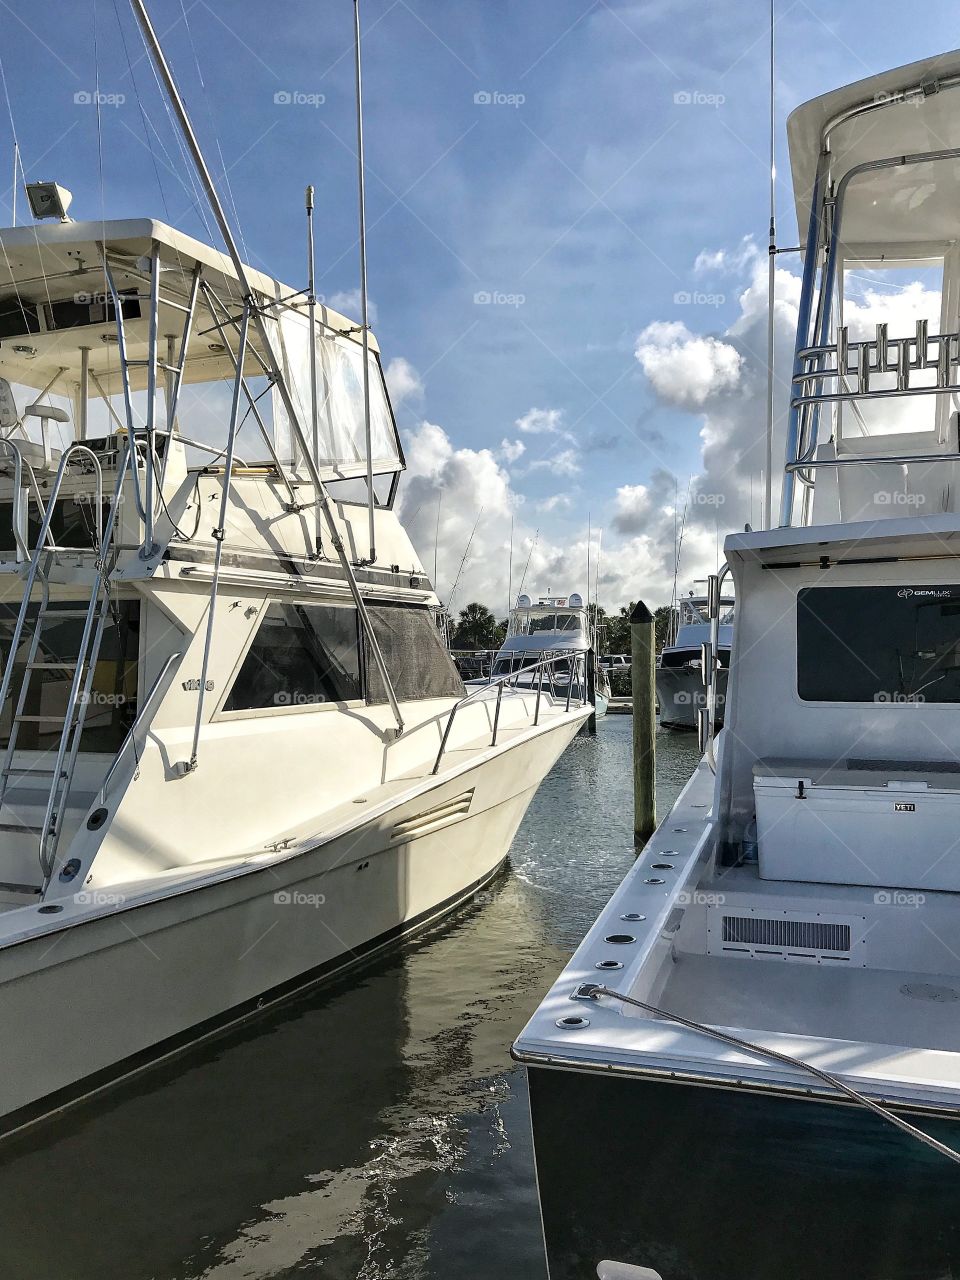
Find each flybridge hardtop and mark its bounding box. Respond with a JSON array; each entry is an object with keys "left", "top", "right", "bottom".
[
  {"left": 0, "top": 217, "right": 403, "bottom": 483},
  {"left": 516, "top": 52, "right": 960, "bottom": 1280}
]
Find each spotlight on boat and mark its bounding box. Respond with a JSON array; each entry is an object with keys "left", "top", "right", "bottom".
[
  {"left": 569, "top": 592, "right": 584, "bottom": 608},
  {"left": 25, "top": 181, "right": 73, "bottom": 222},
  {"left": 517, "top": 593, "right": 532, "bottom": 608}
]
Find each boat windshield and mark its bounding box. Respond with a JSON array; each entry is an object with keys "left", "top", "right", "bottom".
[{"left": 511, "top": 609, "right": 585, "bottom": 636}]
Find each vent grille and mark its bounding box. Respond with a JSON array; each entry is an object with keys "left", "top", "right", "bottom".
[
  {"left": 390, "top": 790, "right": 474, "bottom": 844},
  {"left": 721, "top": 916, "right": 851, "bottom": 952}
]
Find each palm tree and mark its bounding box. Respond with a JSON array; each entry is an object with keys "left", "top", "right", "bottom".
[{"left": 452, "top": 602, "right": 500, "bottom": 650}]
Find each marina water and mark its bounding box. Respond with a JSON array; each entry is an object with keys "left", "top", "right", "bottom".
[{"left": 0, "top": 719, "right": 698, "bottom": 1280}]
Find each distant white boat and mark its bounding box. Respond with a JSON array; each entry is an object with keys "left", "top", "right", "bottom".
[
  {"left": 472, "top": 592, "right": 610, "bottom": 717},
  {"left": 656, "top": 588, "right": 734, "bottom": 729}
]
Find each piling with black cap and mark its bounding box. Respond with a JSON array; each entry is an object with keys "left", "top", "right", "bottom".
[{"left": 631, "top": 600, "right": 656, "bottom": 843}]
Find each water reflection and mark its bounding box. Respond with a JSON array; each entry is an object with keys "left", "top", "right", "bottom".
[{"left": 0, "top": 718, "right": 699, "bottom": 1279}]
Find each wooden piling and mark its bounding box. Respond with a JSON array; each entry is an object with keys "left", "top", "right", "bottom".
[{"left": 631, "top": 600, "right": 656, "bottom": 843}]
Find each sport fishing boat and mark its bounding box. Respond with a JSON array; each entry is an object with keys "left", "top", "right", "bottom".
[
  {"left": 514, "top": 50, "right": 960, "bottom": 1280},
  {"left": 477, "top": 592, "right": 609, "bottom": 718},
  {"left": 655, "top": 585, "right": 734, "bottom": 730},
  {"left": 0, "top": 2, "right": 590, "bottom": 1136}
]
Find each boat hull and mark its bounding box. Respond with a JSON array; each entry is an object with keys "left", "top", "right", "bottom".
[
  {"left": 655, "top": 666, "right": 726, "bottom": 730},
  {"left": 0, "top": 715, "right": 583, "bottom": 1134},
  {"left": 527, "top": 1064, "right": 960, "bottom": 1280}
]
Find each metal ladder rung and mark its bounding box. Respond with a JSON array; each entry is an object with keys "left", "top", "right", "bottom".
[
  {"left": 26, "top": 660, "right": 78, "bottom": 670},
  {"left": 1, "top": 766, "right": 65, "bottom": 778},
  {"left": 36, "top": 609, "right": 84, "bottom": 620},
  {"left": 14, "top": 714, "right": 73, "bottom": 724},
  {"left": 0, "top": 822, "right": 45, "bottom": 834}
]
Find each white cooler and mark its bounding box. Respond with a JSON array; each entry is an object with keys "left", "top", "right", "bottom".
[{"left": 752, "top": 757, "right": 960, "bottom": 891}]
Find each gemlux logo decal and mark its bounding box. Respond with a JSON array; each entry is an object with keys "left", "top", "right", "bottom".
[{"left": 898, "top": 588, "right": 953, "bottom": 599}]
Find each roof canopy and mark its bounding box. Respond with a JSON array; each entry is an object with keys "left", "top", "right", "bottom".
[
  {"left": 787, "top": 50, "right": 960, "bottom": 243},
  {"left": 0, "top": 217, "right": 376, "bottom": 396}
]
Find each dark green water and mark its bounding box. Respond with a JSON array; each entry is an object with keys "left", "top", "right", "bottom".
[{"left": 0, "top": 717, "right": 700, "bottom": 1280}]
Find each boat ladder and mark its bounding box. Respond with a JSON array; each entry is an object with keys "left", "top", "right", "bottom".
[{"left": 0, "top": 441, "right": 127, "bottom": 890}]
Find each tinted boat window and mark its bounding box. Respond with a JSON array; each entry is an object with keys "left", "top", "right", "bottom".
[
  {"left": 797, "top": 585, "right": 960, "bottom": 703},
  {"left": 365, "top": 604, "right": 464, "bottom": 702},
  {"left": 225, "top": 603, "right": 362, "bottom": 710},
  {"left": 0, "top": 600, "right": 139, "bottom": 751}
]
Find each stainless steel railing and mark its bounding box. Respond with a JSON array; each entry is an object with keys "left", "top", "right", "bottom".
[
  {"left": 432, "top": 649, "right": 589, "bottom": 775},
  {"left": 792, "top": 320, "right": 960, "bottom": 407}
]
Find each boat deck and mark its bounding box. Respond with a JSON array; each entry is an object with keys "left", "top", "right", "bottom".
[{"left": 658, "top": 953, "right": 960, "bottom": 1054}]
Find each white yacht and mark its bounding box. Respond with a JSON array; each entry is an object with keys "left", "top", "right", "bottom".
[
  {"left": 655, "top": 586, "right": 734, "bottom": 730},
  {"left": 480, "top": 593, "right": 609, "bottom": 718},
  {"left": 0, "top": 6, "right": 590, "bottom": 1136},
  {"left": 515, "top": 50, "right": 960, "bottom": 1280}
]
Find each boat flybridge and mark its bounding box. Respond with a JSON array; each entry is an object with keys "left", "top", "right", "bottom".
[
  {"left": 477, "top": 593, "right": 609, "bottom": 717},
  {"left": 656, "top": 585, "right": 734, "bottom": 730},
  {"left": 0, "top": 43, "right": 590, "bottom": 1136},
  {"left": 515, "top": 49, "right": 960, "bottom": 1280}
]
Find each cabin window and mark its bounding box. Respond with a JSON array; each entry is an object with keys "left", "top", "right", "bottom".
[
  {"left": 797, "top": 585, "right": 960, "bottom": 703},
  {"left": 364, "top": 604, "right": 464, "bottom": 703},
  {"left": 0, "top": 599, "right": 139, "bottom": 751},
  {"left": 225, "top": 602, "right": 362, "bottom": 711},
  {"left": 0, "top": 497, "right": 110, "bottom": 557}
]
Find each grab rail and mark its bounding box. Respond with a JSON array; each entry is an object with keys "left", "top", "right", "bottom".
[{"left": 432, "top": 649, "right": 589, "bottom": 775}]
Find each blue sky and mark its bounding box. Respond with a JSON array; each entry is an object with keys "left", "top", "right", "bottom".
[{"left": 0, "top": 0, "right": 952, "bottom": 608}]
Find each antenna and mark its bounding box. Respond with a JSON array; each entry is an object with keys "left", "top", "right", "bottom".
[
  {"left": 11, "top": 142, "right": 17, "bottom": 227},
  {"left": 586, "top": 511, "right": 592, "bottom": 619},
  {"left": 433, "top": 490, "right": 442, "bottom": 586},
  {"left": 594, "top": 528, "right": 603, "bottom": 613},
  {"left": 507, "top": 514, "right": 514, "bottom": 619},
  {"left": 763, "top": 0, "right": 776, "bottom": 531},
  {"left": 353, "top": 0, "right": 376, "bottom": 564},
  {"left": 447, "top": 506, "right": 484, "bottom": 609},
  {"left": 516, "top": 528, "right": 539, "bottom": 605},
  {"left": 670, "top": 481, "right": 691, "bottom": 645},
  {"left": 306, "top": 184, "right": 321, "bottom": 556}
]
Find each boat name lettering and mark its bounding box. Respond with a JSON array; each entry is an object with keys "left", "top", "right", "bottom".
[{"left": 182, "top": 678, "right": 215, "bottom": 692}]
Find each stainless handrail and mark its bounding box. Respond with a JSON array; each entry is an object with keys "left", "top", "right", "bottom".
[
  {"left": 98, "top": 650, "right": 183, "bottom": 800},
  {"left": 0, "top": 440, "right": 27, "bottom": 561},
  {"left": 432, "top": 648, "right": 588, "bottom": 775},
  {"left": 705, "top": 564, "right": 731, "bottom": 775}
]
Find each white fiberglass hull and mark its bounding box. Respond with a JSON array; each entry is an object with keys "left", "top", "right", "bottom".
[{"left": 0, "top": 713, "right": 584, "bottom": 1133}]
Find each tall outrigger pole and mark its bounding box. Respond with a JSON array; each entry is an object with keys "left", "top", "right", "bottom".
[
  {"left": 128, "top": 0, "right": 405, "bottom": 736},
  {"left": 763, "top": 0, "right": 776, "bottom": 531},
  {"left": 353, "top": 0, "right": 377, "bottom": 565}
]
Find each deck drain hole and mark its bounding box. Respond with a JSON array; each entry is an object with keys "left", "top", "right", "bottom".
[
  {"left": 644, "top": 878, "right": 665, "bottom": 886},
  {"left": 556, "top": 1015, "right": 590, "bottom": 1029},
  {"left": 651, "top": 863, "right": 674, "bottom": 871},
  {"left": 658, "top": 850, "right": 679, "bottom": 856},
  {"left": 38, "top": 904, "right": 63, "bottom": 914},
  {"left": 604, "top": 933, "right": 636, "bottom": 944},
  {"left": 901, "top": 982, "right": 960, "bottom": 1003},
  {"left": 620, "top": 912, "right": 646, "bottom": 921},
  {"left": 595, "top": 959, "right": 623, "bottom": 970},
  {"left": 673, "top": 827, "right": 687, "bottom": 832}
]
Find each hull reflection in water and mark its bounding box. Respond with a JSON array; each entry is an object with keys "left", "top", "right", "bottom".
[{"left": 0, "top": 866, "right": 568, "bottom": 1279}]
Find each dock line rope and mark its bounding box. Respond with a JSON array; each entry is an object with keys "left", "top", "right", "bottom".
[{"left": 579, "top": 983, "right": 960, "bottom": 1166}]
